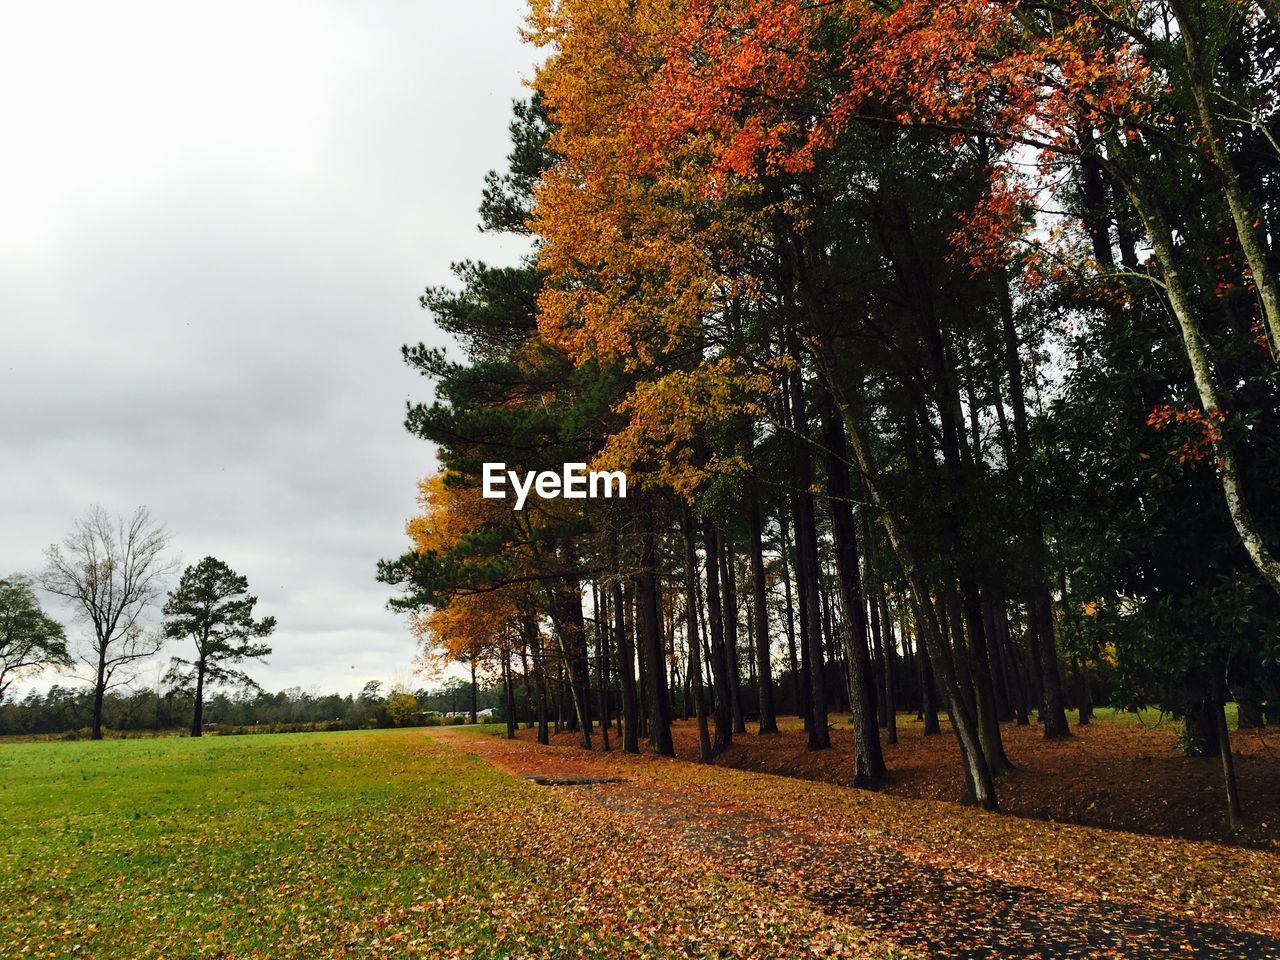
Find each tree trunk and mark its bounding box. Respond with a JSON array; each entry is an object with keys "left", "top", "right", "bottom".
[
  {"left": 596, "top": 583, "right": 612, "bottom": 752},
  {"left": 1236, "top": 696, "right": 1264, "bottom": 730},
  {"left": 880, "top": 594, "right": 899, "bottom": 745},
  {"left": 994, "top": 272, "right": 1072, "bottom": 738},
  {"left": 940, "top": 589, "right": 974, "bottom": 720},
  {"left": 684, "top": 509, "right": 714, "bottom": 763},
  {"left": 1172, "top": 0, "right": 1280, "bottom": 360},
  {"left": 703, "top": 521, "right": 735, "bottom": 753},
  {"left": 469, "top": 658, "right": 478, "bottom": 725},
  {"left": 822, "top": 357, "right": 997, "bottom": 809},
  {"left": 720, "top": 535, "right": 747, "bottom": 735},
  {"left": 665, "top": 599, "right": 680, "bottom": 722},
  {"left": 1107, "top": 146, "right": 1280, "bottom": 593},
  {"left": 519, "top": 645, "right": 535, "bottom": 729},
  {"left": 779, "top": 515, "right": 803, "bottom": 719},
  {"left": 554, "top": 656, "right": 563, "bottom": 734},
  {"left": 1074, "top": 656, "right": 1093, "bottom": 726},
  {"left": 900, "top": 623, "right": 916, "bottom": 715},
  {"left": 502, "top": 648, "right": 516, "bottom": 740},
  {"left": 561, "top": 577, "right": 594, "bottom": 736},
  {"left": 820, "top": 574, "right": 837, "bottom": 707},
  {"left": 818, "top": 393, "right": 884, "bottom": 780},
  {"left": 916, "top": 278, "right": 1014, "bottom": 772},
  {"left": 92, "top": 646, "right": 107, "bottom": 740},
  {"left": 638, "top": 503, "right": 675, "bottom": 756},
  {"left": 1185, "top": 700, "right": 1222, "bottom": 757},
  {"left": 1074, "top": 125, "right": 1118, "bottom": 268},
  {"left": 748, "top": 483, "right": 778, "bottom": 733},
  {"left": 192, "top": 658, "right": 206, "bottom": 738},
  {"left": 997, "top": 604, "right": 1030, "bottom": 726},
  {"left": 526, "top": 616, "right": 550, "bottom": 745},
  {"left": 1215, "top": 699, "right": 1245, "bottom": 830},
  {"left": 633, "top": 579, "right": 649, "bottom": 741},
  {"left": 961, "top": 580, "right": 1014, "bottom": 774},
  {"left": 548, "top": 600, "right": 592, "bottom": 750},
  {"left": 787, "top": 359, "right": 830, "bottom": 750},
  {"left": 870, "top": 600, "right": 887, "bottom": 727},
  {"left": 921, "top": 638, "right": 941, "bottom": 735},
  {"left": 614, "top": 574, "right": 640, "bottom": 754},
  {"left": 982, "top": 593, "right": 1013, "bottom": 722}
]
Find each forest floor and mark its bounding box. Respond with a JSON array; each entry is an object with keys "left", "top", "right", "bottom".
[
  {"left": 446, "top": 726, "right": 1280, "bottom": 959},
  {"left": 515, "top": 710, "right": 1280, "bottom": 849}
]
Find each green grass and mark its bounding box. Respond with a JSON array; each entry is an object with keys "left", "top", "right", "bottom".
[
  {"left": 0, "top": 727, "right": 890, "bottom": 960},
  {"left": 1, "top": 729, "right": 512, "bottom": 958}
]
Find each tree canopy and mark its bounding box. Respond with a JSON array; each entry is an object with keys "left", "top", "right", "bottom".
[{"left": 384, "top": 0, "right": 1280, "bottom": 828}]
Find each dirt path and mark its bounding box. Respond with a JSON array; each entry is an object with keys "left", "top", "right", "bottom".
[{"left": 431, "top": 730, "right": 1280, "bottom": 960}]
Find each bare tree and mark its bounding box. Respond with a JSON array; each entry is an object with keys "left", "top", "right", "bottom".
[{"left": 40, "top": 505, "right": 175, "bottom": 739}]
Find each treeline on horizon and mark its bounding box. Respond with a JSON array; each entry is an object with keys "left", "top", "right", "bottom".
[
  {"left": 1, "top": 512, "right": 281, "bottom": 741},
  {"left": 378, "top": 0, "right": 1280, "bottom": 827},
  {"left": 0, "top": 679, "right": 506, "bottom": 738}
]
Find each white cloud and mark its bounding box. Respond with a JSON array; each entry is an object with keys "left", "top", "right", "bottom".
[{"left": 0, "top": 0, "right": 537, "bottom": 694}]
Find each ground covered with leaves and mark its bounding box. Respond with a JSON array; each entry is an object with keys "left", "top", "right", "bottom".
[
  {"left": 0, "top": 728, "right": 902, "bottom": 959},
  {"left": 523, "top": 711, "right": 1280, "bottom": 849},
  {"left": 462, "top": 727, "right": 1280, "bottom": 958}
]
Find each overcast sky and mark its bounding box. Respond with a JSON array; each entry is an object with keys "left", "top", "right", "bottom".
[{"left": 1, "top": 2, "right": 537, "bottom": 695}]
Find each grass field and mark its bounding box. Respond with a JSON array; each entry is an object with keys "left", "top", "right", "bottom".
[{"left": 0, "top": 728, "right": 894, "bottom": 959}]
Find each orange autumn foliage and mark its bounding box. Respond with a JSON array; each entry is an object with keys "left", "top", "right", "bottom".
[
  {"left": 405, "top": 472, "right": 525, "bottom": 673},
  {"left": 531, "top": 0, "right": 778, "bottom": 500},
  {"left": 527, "top": 0, "right": 1173, "bottom": 512},
  {"left": 597, "top": 358, "right": 774, "bottom": 496}
]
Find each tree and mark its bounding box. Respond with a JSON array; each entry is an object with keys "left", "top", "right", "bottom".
[
  {"left": 162, "top": 557, "right": 276, "bottom": 737},
  {"left": 41, "top": 505, "right": 174, "bottom": 740},
  {"left": 379, "top": 91, "right": 654, "bottom": 755},
  {"left": 387, "top": 687, "right": 421, "bottom": 727},
  {"left": 0, "top": 576, "right": 71, "bottom": 703},
  {"left": 387, "top": 0, "right": 1277, "bottom": 830}
]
